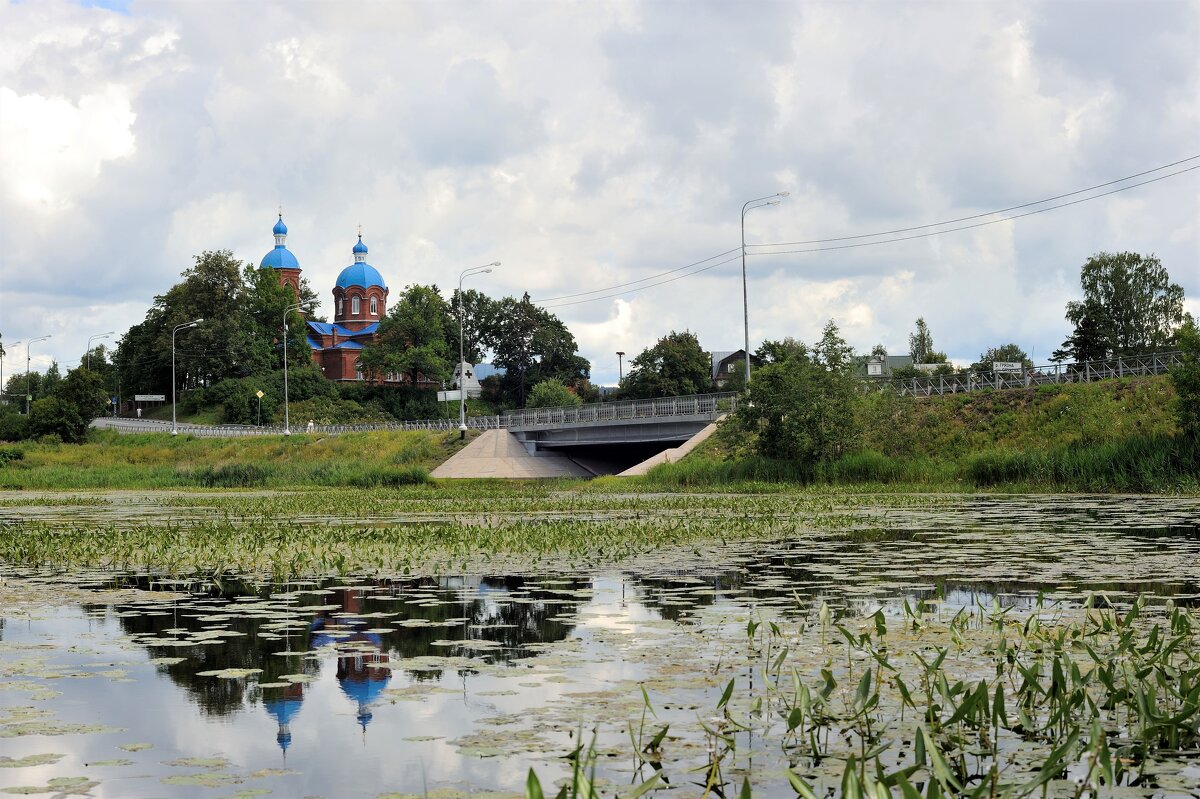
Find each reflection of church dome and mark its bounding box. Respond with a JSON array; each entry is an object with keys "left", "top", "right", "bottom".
[
  {"left": 339, "top": 671, "right": 391, "bottom": 730},
  {"left": 264, "top": 695, "right": 304, "bottom": 753}
]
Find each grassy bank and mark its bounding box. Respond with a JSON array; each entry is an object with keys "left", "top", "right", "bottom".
[
  {"left": 0, "top": 429, "right": 478, "bottom": 490},
  {"left": 638, "top": 377, "right": 1198, "bottom": 493}
]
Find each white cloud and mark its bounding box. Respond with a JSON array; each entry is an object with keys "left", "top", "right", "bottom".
[
  {"left": 0, "top": 85, "right": 136, "bottom": 209},
  {"left": 0, "top": 0, "right": 1196, "bottom": 385}
]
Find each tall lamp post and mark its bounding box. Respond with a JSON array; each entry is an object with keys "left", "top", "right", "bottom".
[
  {"left": 171, "top": 320, "right": 203, "bottom": 436},
  {"left": 1, "top": 340, "right": 20, "bottom": 407},
  {"left": 458, "top": 262, "right": 500, "bottom": 439},
  {"left": 86, "top": 331, "right": 114, "bottom": 370},
  {"left": 616, "top": 351, "right": 625, "bottom": 381},
  {"left": 282, "top": 302, "right": 303, "bottom": 435},
  {"left": 740, "top": 192, "right": 789, "bottom": 384},
  {"left": 25, "top": 335, "right": 51, "bottom": 414}
]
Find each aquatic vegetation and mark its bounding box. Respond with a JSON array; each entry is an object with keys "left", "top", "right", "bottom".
[{"left": 0, "top": 492, "right": 1198, "bottom": 797}]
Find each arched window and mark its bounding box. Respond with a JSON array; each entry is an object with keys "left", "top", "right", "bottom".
[
  {"left": 370, "top": 296, "right": 378, "bottom": 316},
  {"left": 336, "top": 297, "right": 343, "bottom": 317},
  {"left": 352, "top": 296, "right": 360, "bottom": 315}
]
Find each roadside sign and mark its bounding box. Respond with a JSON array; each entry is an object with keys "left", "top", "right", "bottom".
[
  {"left": 256, "top": 390, "right": 264, "bottom": 399},
  {"left": 135, "top": 394, "right": 166, "bottom": 402},
  {"left": 992, "top": 362, "right": 1023, "bottom": 373},
  {"left": 438, "top": 390, "right": 463, "bottom": 402}
]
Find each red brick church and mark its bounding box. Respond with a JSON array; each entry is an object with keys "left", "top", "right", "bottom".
[{"left": 260, "top": 213, "right": 408, "bottom": 383}]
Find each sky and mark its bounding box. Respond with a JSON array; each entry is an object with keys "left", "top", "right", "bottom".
[{"left": 1, "top": 0, "right": 1198, "bottom": 385}]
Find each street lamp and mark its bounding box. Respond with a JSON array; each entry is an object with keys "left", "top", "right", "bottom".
[
  {"left": 282, "top": 302, "right": 303, "bottom": 435},
  {"left": 87, "top": 331, "right": 114, "bottom": 370},
  {"left": 458, "top": 262, "right": 499, "bottom": 439},
  {"left": 740, "top": 191, "right": 788, "bottom": 384},
  {"left": 25, "top": 335, "right": 51, "bottom": 414},
  {"left": 616, "top": 351, "right": 625, "bottom": 381},
  {"left": 171, "top": 320, "right": 203, "bottom": 436},
  {"left": 1, "top": 340, "right": 19, "bottom": 408}
]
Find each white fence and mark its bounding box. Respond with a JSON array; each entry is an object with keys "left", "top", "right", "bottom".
[{"left": 863, "top": 351, "right": 1184, "bottom": 398}]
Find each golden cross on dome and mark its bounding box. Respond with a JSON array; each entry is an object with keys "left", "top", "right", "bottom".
[
  {"left": 278, "top": 203, "right": 283, "bottom": 217},
  {"left": 357, "top": 224, "right": 363, "bottom": 237}
]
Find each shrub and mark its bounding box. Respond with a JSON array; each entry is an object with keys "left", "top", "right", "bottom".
[
  {"left": 527, "top": 379, "right": 582, "bottom": 409},
  {"left": 0, "top": 410, "right": 29, "bottom": 442},
  {"left": 0, "top": 445, "right": 25, "bottom": 465},
  {"left": 187, "top": 463, "right": 272, "bottom": 487}
]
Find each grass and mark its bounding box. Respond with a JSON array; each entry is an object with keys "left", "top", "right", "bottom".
[
  {"left": 0, "top": 428, "right": 477, "bottom": 490},
  {"left": 642, "top": 376, "right": 1197, "bottom": 494}
]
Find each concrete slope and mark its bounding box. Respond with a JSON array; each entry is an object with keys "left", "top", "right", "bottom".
[
  {"left": 431, "top": 430, "right": 592, "bottom": 479},
  {"left": 618, "top": 415, "right": 725, "bottom": 477}
]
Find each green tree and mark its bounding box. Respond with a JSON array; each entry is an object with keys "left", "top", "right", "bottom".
[
  {"left": 909, "top": 317, "right": 934, "bottom": 364},
  {"left": 737, "top": 320, "right": 859, "bottom": 464},
  {"left": 526, "top": 378, "right": 583, "bottom": 408},
  {"left": 621, "top": 331, "right": 710, "bottom": 399},
  {"left": 27, "top": 368, "right": 108, "bottom": 443},
  {"left": 1171, "top": 314, "right": 1200, "bottom": 440},
  {"left": 1056, "top": 251, "right": 1185, "bottom": 362},
  {"left": 756, "top": 337, "right": 808, "bottom": 365},
  {"left": 483, "top": 294, "right": 590, "bottom": 406},
  {"left": 360, "top": 284, "right": 453, "bottom": 385},
  {"left": 970, "top": 343, "right": 1033, "bottom": 374},
  {"left": 448, "top": 288, "right": 500, "bottom": 365}
]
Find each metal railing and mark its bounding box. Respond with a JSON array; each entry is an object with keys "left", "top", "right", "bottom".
[
  {"left": 862, "top": 351, "right": 1184, "bottom": 398},
  {"left": 94, "top": 392, "right": 738, "bottom": 438}
]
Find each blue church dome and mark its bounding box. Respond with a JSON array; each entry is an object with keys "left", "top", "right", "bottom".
[
  {"left": 335, "top": 262, "right": 386, "bottom": 290},
  {"left": 336, "top": 233, "right": 386, "bottom": 290},
  {"left": 261, "top": 214, "right": 300, "bottom": 270}
]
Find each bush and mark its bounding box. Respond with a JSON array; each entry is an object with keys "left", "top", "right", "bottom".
[
  {"left": 0, "top": 445, "right": 25, "bottom": 465},
  {"left": 187, "top": 463, "right": 272, "bottom": 487},
  {"left": 28, "top": 396, "right": 87, "bottom": 443},
  {"left": 527, "top": 379, "right": 582, "bottom": 408},
  {"left": 0, "top": 409, "right": 29, "bottom": 442}
]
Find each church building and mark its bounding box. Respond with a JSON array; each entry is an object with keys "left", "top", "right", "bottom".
[{"left": 260, "top": 213, "right": 411, "bottom": 384}]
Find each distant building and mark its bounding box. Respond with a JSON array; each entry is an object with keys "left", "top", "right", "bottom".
[
  {"left": 259, "top": 213, "right": 431, "bottom": 386},
  {"left": 710, "top": 349, "right": 759, "bottom": 388},
  {"left": 860, "top": 354, "right": 913, "bottom": 378}
]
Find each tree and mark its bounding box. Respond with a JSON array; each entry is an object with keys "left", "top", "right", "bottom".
[
  {"left": 621, "top": 331, "right": 710, "bottom": 399},
  {"left": 970, "top": 343, "right": 1033, "bottom": 374},
  {"left": 447, "top": 288, "right": 500, "bottom": 365},
  {"left": 360, "top": 284, "right": 453, "bottom": 385},
  {"left": 1171, "top": 314, "right": 1200, "bottom": 440},
  {"left": 27, "top": 368, "right": 108, "bottom": 443},
  {"left": 526, "top": 379, "right": 582, "bottom": 408},
  {"left": 1056, "top": 251, "right": 1185, "bottom": 362},
  {"left": 737, "top": 320, "right": 859, "bottom": 464},
  {"left": 484, "top": 293, "right": 590, "bottom": 406},
  {"left": 909, "top": 318, "right": 934, "bottom": 364},
  {"left": 870, "top": 343, "right": 888, "bottom": 358},
  {"left": 756, "top": 338, "right": 808, "bottom": 365}
]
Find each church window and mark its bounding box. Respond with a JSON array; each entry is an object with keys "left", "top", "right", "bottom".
[
  {"left": 370, "top": 296, "right": 378, "bottom": 315},
  {"left": 337, "top": 297, "right": 343, "bottom": 317},
  {"left": 352, "top": 296, "right": 360, "bottom": 315}
]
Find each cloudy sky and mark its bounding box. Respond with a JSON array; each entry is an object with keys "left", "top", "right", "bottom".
[{"left": 1, "top": 0, "right": 1197, "bottom": 384}]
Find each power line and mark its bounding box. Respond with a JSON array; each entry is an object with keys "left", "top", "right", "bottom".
[
  {"left": 534, "top": 248, "right": 741, "bottom": 303},
  {"left": 757, "top": 154, "right": 1200, "bottom": 247},
  {"left": 750, "top": 164, "right": 1200, "bottom": 256},
  {"left": 535, "top": 157, "right": 1200, "bottom": 310}
]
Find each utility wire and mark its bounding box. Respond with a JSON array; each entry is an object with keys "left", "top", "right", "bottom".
[
  {"left": 750, "top": 164, "right": 1200, "bottom": 256},
  {"left": 534, "top": 247, "right": 742, "bottom": 303},
  {"left": 757, "top": 154, "right": 1200, "bottom": 247},
  {"left": 537, "top": 159, "right": 1200, "bottom": 309}
]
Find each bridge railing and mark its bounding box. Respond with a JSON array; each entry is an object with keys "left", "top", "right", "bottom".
[
  {"left": 94, "top": 392, "right": 738, "bottom": 437},
  {"left": 503, "top": 392, "right": 738, "bottom": 430},
  {"left": 861, "top": 351, "right": 1184, "bottom": 398}
]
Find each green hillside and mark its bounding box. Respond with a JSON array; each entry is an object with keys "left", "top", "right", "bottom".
[{"left": 640, "top": 376, "right": 1197, "bottom": 493}]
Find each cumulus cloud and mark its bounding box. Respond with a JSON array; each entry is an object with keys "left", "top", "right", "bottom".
[{"left": 0, "top": 0, "right": 1196, "bottom": 384}]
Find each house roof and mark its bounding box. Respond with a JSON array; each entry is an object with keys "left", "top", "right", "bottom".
[{"left": 711, "top": 349, "right": 746, "bottom": 379}]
